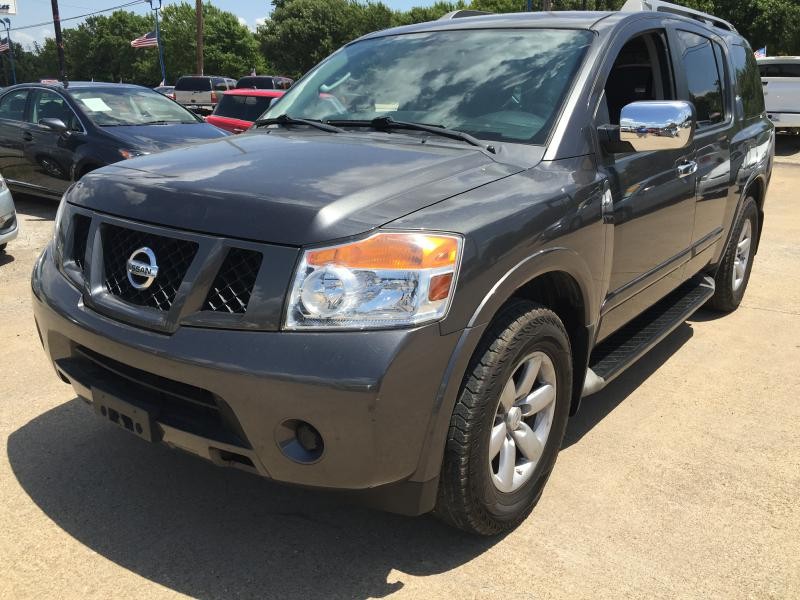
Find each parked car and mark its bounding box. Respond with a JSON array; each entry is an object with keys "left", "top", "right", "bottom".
[
  {"left": 153, "top": 85, "right": 175, "bottom": 100},
  {"left": 174, "top": 75, "right": 236, "bottom": 114},
  {"left": 757, "top": 57, "right": 800, "bottom": 132},
  {"left": 33, "top": 0, "right": 773, "bottom": 535},
  {"left": 0, "top": 82, "right": 228, "bottom": 199},
  {"left": 235, "top": 75, "right": 293, "bottom": 90},
  {"left": 0, "top": 173, "right": 18, "bottom": 253},
  {"left": 206, "top": 89, "right": 284, "bottom": 134}
]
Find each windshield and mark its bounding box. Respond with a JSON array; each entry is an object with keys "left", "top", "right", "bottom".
[
  {"left": 214, "top": 94, "right": 275, "bottom": 121},
  {"left": 175, "top": 76, "right": 212, "bottom": 91},
  {"left": 71, "top": 87, "right": 201, "bottom": 126},
  {"left": 261, "top": 28, "right": 593, "bottom": 145}
]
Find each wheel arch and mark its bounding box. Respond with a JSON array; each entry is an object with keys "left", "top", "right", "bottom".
[
  {"left": 412, "top": 251, "right": 600, "bottom": 485},
  {"left": 744, "top": 174, "right": 766, "bottom": 252}
]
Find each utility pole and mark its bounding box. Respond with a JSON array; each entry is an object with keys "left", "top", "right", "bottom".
[
  {"left": 50, "top": 0, "right": 66, "bottom": 82},
  {"left": 195, "top": 0, "right": 203, "bottom": 75}
]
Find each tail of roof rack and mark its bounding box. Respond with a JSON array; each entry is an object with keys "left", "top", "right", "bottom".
[
  {"left": 438, "top": 9, "right": 491, "bottom": 20},
  {"left": 620, "top": 0, "right": 737, "bottom": 32}
]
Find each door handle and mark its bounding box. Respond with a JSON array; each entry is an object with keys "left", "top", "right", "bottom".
[
  {"left": 677, "top": 160, "right": 697, "bottom": 178},
  {"left": 22, "top": 131, "right": 33, "bottom": 141}
]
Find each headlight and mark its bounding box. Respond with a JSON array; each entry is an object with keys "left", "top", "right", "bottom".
[
  {"left": 52, "top": 195, "right": 69, "bottom": 267},
  {"left": 285, "top": 232, "right": 462, "bottom": 330},
  {"left": 118, "top": 148, "right": 148, "bottom": 160}
]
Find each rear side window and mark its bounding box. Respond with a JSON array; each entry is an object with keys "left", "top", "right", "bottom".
[
  {"left": 175, "top": 77, "right": 211, "bottom": 91},
  {"left": 758, "top": 62, "right": 800, "bottom": 77},
  {"left": 0, "top": 90, "right": 28, "bottom": 121},
  {"left": 214, "top": 94, "right": 273, "bottom": 122},
  {"left": 733, "top": 45, "right": 766, "bottom": 120},
  {"left": 676, "top": 30, "right": 725, "bottom": 128}
]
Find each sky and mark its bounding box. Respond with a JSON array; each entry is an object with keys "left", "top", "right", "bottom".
[{"left": 9, "top": 0, "right": 432, "bottom": 49}]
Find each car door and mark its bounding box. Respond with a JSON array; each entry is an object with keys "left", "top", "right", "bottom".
[
  {"left": 670, "top": 26, "right": 733, "bottom": 260},
  {"left": 21, "top": 88, "right": 84, "bottom": 195},
  {"left": 595, "top": 26, "right": 698, "bottom": 340},
  {"left": 0, "top": 88, "right": 31, "bottom": 186}
]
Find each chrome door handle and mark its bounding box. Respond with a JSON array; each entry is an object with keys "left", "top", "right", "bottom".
[{"left": 677, "top": 160, "right": 697, "bottom": 177}]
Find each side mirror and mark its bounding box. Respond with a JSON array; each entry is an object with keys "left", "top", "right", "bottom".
[
  {"left": 39, "top": 118, "right": 68, "bottom": 133},
  {"left": 619, "top": 100, "right": 695, "bottom": 151}
]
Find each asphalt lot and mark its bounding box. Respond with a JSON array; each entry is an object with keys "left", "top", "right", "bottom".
[{"left": 1, "top": 137, "right": 799, "bottom": 600}]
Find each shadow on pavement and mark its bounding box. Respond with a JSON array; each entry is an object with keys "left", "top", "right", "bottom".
[
  {"left": 13, "top": 193, "right": 59, "bottom": 221},
  {"left": 8, "top": 399, "right": 499, "bottom": 600},
  {"left": 563, "top": 323, "right": 693, "bottom": 449},
  {"left": 0, "top": 251, "right": 13, "bottom": 267},
  {"left": 774, "top": 133, "right": 800, "bottom": 157}
]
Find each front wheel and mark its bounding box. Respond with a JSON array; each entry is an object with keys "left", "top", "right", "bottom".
[
  {"left": 708, "top": 196, "right": 759, "bottom": 312},
  {"left": 434, "top": 300, "right": 572, "bottom": 535}
]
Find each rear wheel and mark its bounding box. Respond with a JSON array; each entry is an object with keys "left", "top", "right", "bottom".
[
  {"left": 435, "top": 300, "right": 572, "bottom": 535},
  {"left": 708, "top": 196, "right": 759, "bottom": 312}
]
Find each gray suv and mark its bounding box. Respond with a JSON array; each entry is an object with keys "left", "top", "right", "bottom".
[{"left": 32, "top": 1, "right": 773, "bottom": 535}]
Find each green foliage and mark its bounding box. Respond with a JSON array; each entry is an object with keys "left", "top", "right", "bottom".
[{"left": 3, "top": 0, "right": 798, "bottom": 87}]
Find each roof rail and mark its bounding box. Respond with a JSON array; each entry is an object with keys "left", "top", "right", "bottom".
[
  {"left": 438, "top": 9, "right": 491, "bottom": 20},
  {"left": 620, "top": 0, "right": 737, "bottom": 32}
]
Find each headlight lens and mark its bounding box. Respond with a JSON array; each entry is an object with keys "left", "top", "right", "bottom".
[
  {"left": 52, "top": 195, "right": 68, "bottom": 267},
  {"left": 285, "top": 232, "right": 462, "bottom": 330}
]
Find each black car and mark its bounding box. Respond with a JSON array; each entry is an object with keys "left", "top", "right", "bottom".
[
  {"left": 0, "top": 82, "right": 228, "bottom": 198},
  {"left": 33, "top": 1, "right": 773, "bottom": 535},
  {"left": 235, "top": 75, "right": 293, "bottom": 90}
]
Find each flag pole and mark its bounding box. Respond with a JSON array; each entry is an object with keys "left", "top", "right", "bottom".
[{"left": 149, "top": 0, "right": 166, "bottom": 85}]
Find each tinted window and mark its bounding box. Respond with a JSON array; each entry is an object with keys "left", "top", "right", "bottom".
[
  {"left": 175, "top": 77, "right": 211, "bottom": 91},
  {"left": 676, "top": 30, "right": 725, "bottom": 128},
  {"left": 264, "top": 29, "right": 594, "bottom": 145},
  {"left": 734, "top": 45, "right": 766, "bottom": 120},
  {"left": 237, "top": 76, "right": 275, "bottom": 89},
  {"left": 0, "top": 90, "right": 28, "bottom": 121},
  {"left": 758, "top": 62, "right": 800, "bottom": 78},
  {"left": 30, "top": 90, "right": 81, "bottom": 130},
  {"left": 214, "top": 94, "right": 273, "bottom": 122}
]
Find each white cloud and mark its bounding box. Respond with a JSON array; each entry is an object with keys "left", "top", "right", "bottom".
[
  {"left": 237, "top": 16, "right": 247, "bottom": 26},
  {"left": 256, "top": 17, "right": 266, "bottom": 27},
  {"left": 12, "top": 27, "right": 50, "bottom": 50}
]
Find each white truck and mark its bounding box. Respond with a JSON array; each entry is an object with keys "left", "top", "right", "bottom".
[{"left": 758, "top": 57, "right": 800, "bottom": 131}]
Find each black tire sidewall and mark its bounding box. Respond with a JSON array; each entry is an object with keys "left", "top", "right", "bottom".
[
  {"left": 470, "top": 312, "right": 572, "bottom": 525},
  {"left": 715, "top": 197, "right": 759, "bottom": 309}
]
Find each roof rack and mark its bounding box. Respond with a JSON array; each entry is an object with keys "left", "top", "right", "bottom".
[
  {"left": 438, "top": 10, "right": 491, "bottom": 20},
  {"left": 620, "top": 0, "right": 737, "bottom": 32}
]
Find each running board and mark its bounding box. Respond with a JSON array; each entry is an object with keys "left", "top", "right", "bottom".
[{"left": 582, "top": 275, "right": 715, "bottom": 397}]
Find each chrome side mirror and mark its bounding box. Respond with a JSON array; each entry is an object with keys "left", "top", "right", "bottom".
[{"left": 619, "top": 100, "right": 695, "bottom": 151}]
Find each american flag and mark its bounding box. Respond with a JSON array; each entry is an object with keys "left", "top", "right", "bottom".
[
  {"left": 0, "top": 39, "right": 9, "bottom": 53},
  {"left": 130, "top": 31, "right": 159, "bottom": 49},
  {"left": 754, "top": 46, "right": 767, "bottom": 59}
]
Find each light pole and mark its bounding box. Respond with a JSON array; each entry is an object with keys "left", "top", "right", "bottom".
[
  {"left": 148, "top": 0, "right": 166, "bottom": 85},
  {"left": 1, "top": 18, "right": 16, "bottom": 85}
]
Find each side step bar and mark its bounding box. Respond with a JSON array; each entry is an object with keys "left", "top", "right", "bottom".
[{"left": 582, "top": 275, "right": 715, "bottom": 397}]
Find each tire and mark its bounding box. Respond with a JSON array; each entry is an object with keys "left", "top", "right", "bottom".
[
  {"left": 434, "top": 300, "right": 572, "bottom": 535},
  {"left": 0, "top": 243, "right": 6, "bottom": 253},
  {"left": 707, "top": 196, "right": 759, "bottom": 312}
]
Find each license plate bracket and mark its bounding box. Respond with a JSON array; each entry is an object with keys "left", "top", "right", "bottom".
[{"left": 92, "top": 386, "right": 160, "bottom": 443}]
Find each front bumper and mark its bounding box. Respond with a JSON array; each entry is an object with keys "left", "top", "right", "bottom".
[
  {"left": 32, "top": 245, "right": 462, "bottom": 514},
  {"left": 0, "top": 187, "right": 18, "bottom": 246}
]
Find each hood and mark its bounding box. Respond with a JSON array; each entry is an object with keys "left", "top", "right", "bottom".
[
  {"left": 101, "top": 122, "right": 229, "bottom": 152},
  {"left": 69, "top": 131, "right": 528, "bottom": 246}
]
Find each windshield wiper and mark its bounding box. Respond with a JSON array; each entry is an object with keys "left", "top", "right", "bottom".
[
  {"left": 327, "top": 116, "right": 496, "bottom": 154},
  {"left": 253, "top": 113, "right": 343, "bottom": 133}
]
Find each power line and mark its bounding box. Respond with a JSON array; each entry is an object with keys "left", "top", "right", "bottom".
[{"left": 11, "top": 0, "right": 149, "bottom": 33}]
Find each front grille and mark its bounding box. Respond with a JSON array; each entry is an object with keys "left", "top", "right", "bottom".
[
  {"left": 204, "top": 248, "right": 262, "bottom": 313},
  {"left": 71, "top": 214, "right": 91, "bottom": 272},
  {"left": 102, "top": 224, "right": 198, "bottom": 311}
]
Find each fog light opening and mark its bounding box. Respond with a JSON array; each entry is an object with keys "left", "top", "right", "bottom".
[{"left": 277, "top": 419, "right": 325, "bottom": 464}]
